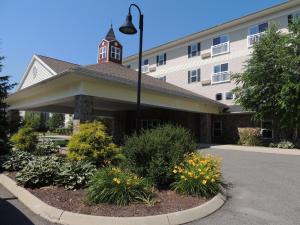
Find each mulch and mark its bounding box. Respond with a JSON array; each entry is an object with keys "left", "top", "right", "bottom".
[{"left": 6, "top": 172, "right": 208, "bottom": 217}]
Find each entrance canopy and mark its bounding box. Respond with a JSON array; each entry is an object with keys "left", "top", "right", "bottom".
[{"left": 7, "top": 55, "right": 226, "bottom": 115}]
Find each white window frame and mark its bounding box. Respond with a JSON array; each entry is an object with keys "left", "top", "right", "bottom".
[
  {"left": 99, "top": 46, "right": 107, "bottom": 59},
  {"left": 213, "top": 121, "right": 222, "bottom": 137},
  {"left": 188, "top": 69, "right": 200, "bottom": 83},
  {"left": 225, "top": 91, "right": 234, "bottom": 100},
  {"left": 247, "top": 22, "right": 268, "bottom": 48},
  {"left": 212, "top": 63, "right": 230, "bottom": 84},
  {"left": 191, "top": 43, "right": 198, "bottom": 57},
  {"left": 111, "top": 46, "right": 121, "bottom": 60},
  {"left": 261, "top": 120, "right": 274, "bottom": 139},
  {"left": 211, "top": 35, "right": 230, "bottom": 56},
  {"left": 141, "top": 59, "right": 149, "bottom": 73},
  {"left": 158, "top": 54, "right": 165, "bottom": 66}
]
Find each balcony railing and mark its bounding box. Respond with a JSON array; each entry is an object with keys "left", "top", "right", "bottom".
[
  {"left": 212, "top": 72, "right": 230, "bottom": 84},
  {"left": 247, "top": 33, "right": 262, "bottom": 47},
  {"left": 211, "top": 42, "right": 229, "bottom": 56},
  {"left": 141, "top": 64, "right": 149, "bottom": 73}
]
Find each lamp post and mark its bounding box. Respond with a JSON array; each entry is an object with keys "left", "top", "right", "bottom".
[{"left": 119, "top": 4, "right": 143, "bottom": 134}]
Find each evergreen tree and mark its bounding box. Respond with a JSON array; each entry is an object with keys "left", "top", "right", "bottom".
[
  {"left": 47, "top": 113, "right": 65, "bottom": 132},
  {"left": 0, "top": 56, "right": 16, "bottom": 154}
]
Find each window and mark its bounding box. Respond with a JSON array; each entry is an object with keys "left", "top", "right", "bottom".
[
  {"left": 156, "top": 53, "right": 166, "bottom": 66},
  {"left": 261, "top": 120, "right": 273, "bottom": 139},
  {"left": 212, "top": 63, "right": 230, "bottom": 84},
  {"left": 188, "top": 43, "right": 201, "bottom": 58},
  {"left": 248, "top": 22, "right": 268, "bottom": 47},
  {"left": 288, "top": 13, "right": 300, "bottom": 25},
  {"left": 158, "top": 76, "right": 166, "bottom": 82},
  {"left": 188, "top": 69, "right": 200, "bottom": 83},
  {"left": 211, "top": 35, "right": 229, "bottom": 56},
  {"left": 213, "top": 121, "right": 222, "bottom": 137},
  {"left": 215, "top": 93, "right": 222, "bottom": 101},
  {"left": 142, "top": 59, "right": 149, "bottom": 73},
  {"left": 225, "top": 92, "right": 234, "bottom": 100},
  {"left": 138, "top": 119, "right": 160, "bottom": 130},
  {"left": 111, "top": 46, "right": 121, "bottom": 60},
  {"left": 99, "top": 47, "right": 107, "bottom": 59}
]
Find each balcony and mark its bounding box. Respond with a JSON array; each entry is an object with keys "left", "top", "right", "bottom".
[
  {"left": 247, "top": 33, "right": 262, "bottom": 48},
  {"left": 212, "top": 72, "right": 230, "bottom": 84},
  {"left": 211, "top": 42, "right": 229, "bottom": 56},
  {"left": 141, "top": 64, "right": 149, "bottom": 73}
]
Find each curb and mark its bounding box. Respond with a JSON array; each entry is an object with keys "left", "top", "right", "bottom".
[
  {"left": 0, "top": 174, "right": 226, "bottom": 225},
  {"left": 200, "top": 144, "right": 300, "bottom": 156}
]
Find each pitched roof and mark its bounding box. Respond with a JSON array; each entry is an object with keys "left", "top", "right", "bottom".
[
  {"left": 36, "top": 55, "right": 79, "bottom": 74},
  {"left": 37, "top": 55, "right": 226, "bottom": 107},
  {"left": 105, "top": 26, "right": 116, "bottom": 41}
]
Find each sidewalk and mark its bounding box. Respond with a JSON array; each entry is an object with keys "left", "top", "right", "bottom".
[{"left": 199, "top": 144, "right": 300, "bottom": 156}]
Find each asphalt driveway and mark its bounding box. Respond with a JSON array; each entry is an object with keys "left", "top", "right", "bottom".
[{"left": 187, "top": 148, "right": 300, "bottom": 225}]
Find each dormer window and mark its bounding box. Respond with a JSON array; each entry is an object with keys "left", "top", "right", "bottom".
[
  {"left": 99, "top": 47, "right": 107, "bottom": 59},
  {"left": 111, "top": 46, "right": 121, "bottom": 60}
]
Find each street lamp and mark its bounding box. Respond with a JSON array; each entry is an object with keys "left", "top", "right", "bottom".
[{"left": 119, "top": 4, "right": 143, "bottom": 134}]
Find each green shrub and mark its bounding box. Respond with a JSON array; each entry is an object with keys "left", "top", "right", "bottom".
[
  {"left": 10, "top": 127, "right": 38, "bottom": 152},
  {"left": 238, "top": 127, "right": 262, "bottom": 146},
  {"left": 122, "top": 124, "right": 197, "bottom": 189},
  {"left": 47, "top": 113, "right": 65, "bottom": 132},
  {"left": 87, "top": 167, "right": 152, "bottom": 206},
  {"left": 171, "top": 152, "right": 222, "bottom": 198},
  {"left": 54, "top": 127, "right": 72, "bottom": 135},
  {"left": 67, "top": 121, "right": 123, "bottom": 166},
  {"left": 16, "top": 156, "right": 62, "bottom": 188},
  {"left": 34, "top": 138, "right": 59, "bottom": 156},
  {"left": 56, "top": 160, "right": 96, "bottom": 189},
  {"left": 0, "top": 150, "right": 34, "bottom": 171},
  {"left": 277, "top": 140, "right": 295, "bottom": 149},
  {"left": 15, "top": 156, "right": 96, "bottom": 189}
]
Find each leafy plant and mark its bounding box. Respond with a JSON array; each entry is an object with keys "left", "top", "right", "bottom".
[
  {"left": 277, "top": 140, "right": 295, "bottom": 149},
  {"left": 86, "top": 167, "right": 152, "bottom": 206},
  {"left": 10, "top": 127, "right": 38, "bottom": 152},
  {"left": 67, "top": 121, "right": 123, "bottom": 166},
  {"left": 122, "top": 124, "right": 197, "bottom": 189},
  {"left": 55, "top": 160, "right": 96, "bottom": 190},
  {"left": 238, "top": 127, "right": 262, "bottom": 146},
  {"left": 171, "top": 152, "right": 222, "bottom": 198},
  {"left": 0, "top": 150, "right": 34, "bottom": 171},
  {"left": 16, "top": 156, "right": 62, "bottom": 188},
  {"left": 34, "top": 138, "right": 59, "bottom": 156}
]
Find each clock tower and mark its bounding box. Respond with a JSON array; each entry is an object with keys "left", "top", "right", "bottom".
[{"left": 98, "top": 25, "right": 123, "bottom": 64}]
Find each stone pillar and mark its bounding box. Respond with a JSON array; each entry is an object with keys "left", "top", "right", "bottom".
[
  {"left": 200, "top": 114, "right": 212, "bottom": 144},
  {"left": 73, "top": 95, "right": 94, "bottom": 133},
  {"left": 112, "top": 111, "right": 127, "bottom": 144}
]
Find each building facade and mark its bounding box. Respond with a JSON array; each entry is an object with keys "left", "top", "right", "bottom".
[{"left": 123, "top": 1, "right": 300, "bottom": 143}]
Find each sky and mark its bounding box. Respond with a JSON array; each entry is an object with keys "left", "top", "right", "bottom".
[{"left": 0, "top": 0, "right": 287, "bottom": 85}]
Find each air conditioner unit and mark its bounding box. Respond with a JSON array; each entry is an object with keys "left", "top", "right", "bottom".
[
  {"left": 149, "top": 66, "right": 156, "bottom": 72},
  {"left": 201, "top": 52, "right": 211, "bottom": 59}
]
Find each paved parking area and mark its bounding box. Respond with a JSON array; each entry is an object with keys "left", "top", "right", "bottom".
[{"left": 187, "top": 148, "right": 300, "bottom": 225}]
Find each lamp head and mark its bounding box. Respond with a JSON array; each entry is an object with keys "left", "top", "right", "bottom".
[{"left": 119, "top": 12, "right": 137, "bottom": 35}]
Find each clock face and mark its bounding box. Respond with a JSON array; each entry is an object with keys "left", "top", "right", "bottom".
[{"left": 32, "top": 66, "right": 37, "bottom": 79}]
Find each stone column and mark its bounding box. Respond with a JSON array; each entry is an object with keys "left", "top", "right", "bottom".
[
  {"left": 200, "top": 114, "right": 212, "bottom": 144},
  {"left": 112, "top": 111, "right": 127, "bottom": 144},
  {"left": 73, "top": 95, "right": 94, "bottom": 133}
]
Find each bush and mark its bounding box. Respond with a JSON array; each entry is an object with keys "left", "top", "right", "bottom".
[
  {"left": 10, "top": 127, "right": 38, "bottom": 152},
  {"left": 56, "top": 160, "right": 96, "bottom": 189},
  {"left": 15, "top": 155, "right": 96, "bottom": 189},
  {"left": 171, "top": 152, "right": 222, "bottom": 198},
  {"left": 87, "top": 167, "right": 152, "bottom": 206},
  {"left": 67, "top": 122, "right": 122, "bottom": 166},
  {"left": 0, "top": 150, "right": 34, "bottom": 171},
  {"left": 277, "top": 140, "right": 295, "bottom": 149},
  {"left": 122, "top": 124, "right": 197, "bottom": 189},
  {"left": 16, "top": 156, "right": 62, "bottom": 188},
  {"left": 238, "top": 127, "right": 262, "bottom": 146},
  {"left": 47, "top": 113, "right": 65, "bottom": 132},
  {"left": 54, "top": 127, "right": 72, "bottom": 135},
  {"left": 34, "top": 138, "right": 59, "bottom": 156}
]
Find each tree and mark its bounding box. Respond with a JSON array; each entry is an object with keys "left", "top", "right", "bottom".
[
  {"left": 24, "top": 111, "right": 47, "bottom": 132},
  {"left": 0, "top": 56, "right": 16, "bottom": 154},
  {"left": 232, "top": 22, "right": 300, "bottom": 140},
  {"left": 47, "top": 113, "right": 65, "bottom": 132}
]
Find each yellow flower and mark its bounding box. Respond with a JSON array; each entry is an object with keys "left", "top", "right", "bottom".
[
  {"left": 180, "top": 175, "right": 185, "bottom": 180},
  {"left": 113, "top": 178, "right": 121, "bottom": 184},
  {"left": 202, "top": 180, "right": 207, "bottom": 185},
  {"left": 211, "top": 178, "right": 215, "bottom": 183},
  {"left": 173, "top": 169, "right": 178, "bottom": 174},
  {"left": 205, "top": 176, "right": 210, "bottom": 180}
]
